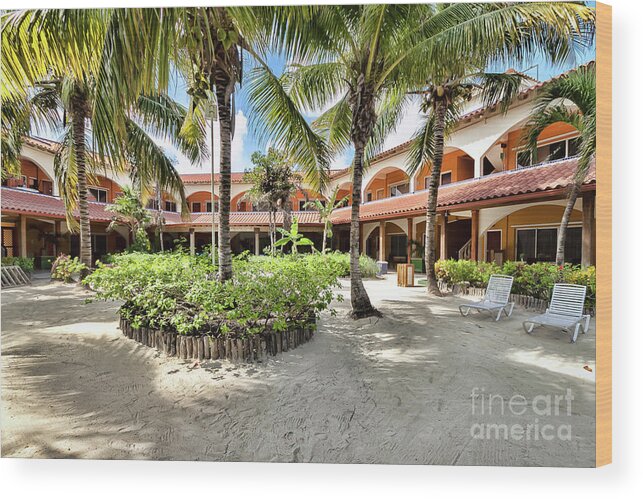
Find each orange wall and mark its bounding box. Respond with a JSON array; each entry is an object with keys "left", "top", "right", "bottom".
[
  {"left": 187, "top": 191, "right": 218, "bottom": 212},
  {"left": 413, "top": 150, "right": 475, "bottom": 190},
  {"left": 365, "top": 169, "right": 409, "bottom": 200},
  {"left": 88, "top": 175, "right": 123, "bottom": 203},
  {"left": 504, "top": 121, "right": 578, "bottom": 171},
  {"left": 3, "top": 159, "right": 54, "bottom": 194}
]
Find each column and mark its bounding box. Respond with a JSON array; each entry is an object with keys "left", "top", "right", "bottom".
[
  {"left": 378, "top": 220, "right": 386, "bottom": 262},
  {"left": 53, "top": 220, "right": 59, "bottom": 256},
  {"left": 473, "top": 157, "right": 482, "bottom": 178},
  {"left": 254, "top": 227, "right": 260, "bottom": 256},
  {"left": 19, "top": 214, "right": 27, "bottom": 257},
  {"left": 407, "top": 217, "right": 413, "bottom": 263},
  {"left": 409, "top": 173, "right": 416, "bottom": 194},
  {"left": 189, "top": 229, "right": 195, "bottom": 256},
  {"left": 470, "top": 209, "right": 479, "bottom": 262},
  {"left": 582, "top": 191, "right": 596, "bottom": 267},
  {"left": 439, "top": 212, "right": 448, "bottom": 260}
]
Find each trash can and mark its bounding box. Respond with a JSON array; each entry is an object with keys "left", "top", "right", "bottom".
[{"left": 377, "top": 260, "right": 388, "bottom": 275}]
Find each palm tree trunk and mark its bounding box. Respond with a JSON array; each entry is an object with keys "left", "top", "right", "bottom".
[
  {"left": 555, "top": 180, "right": 583, "bottom": 266},
  {"left": 424, "top": 100, "right": 447, "bottom": 296},
  {"left": 216, "top": 85, "right": 233, "bottom": 281},
  {"left": 70, "top": 92, "right": 92, "bottom": 277},
  {"left": 282, "top": 199, "right": 292, "bottom": 232},
  {"left": 350, "top": 143, "right": 380, "bottom": 318},
  {"left": 322, "top": 221, "right": 328, "bottom": 254}
]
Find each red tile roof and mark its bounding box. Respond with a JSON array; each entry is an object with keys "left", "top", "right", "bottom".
[
  {"left": 1, "top": 187, "right": 114, "bottom": 222},
  {"left": 180, "top": 172, "right": 247, "bottom": 184},
  {"left": 1, "top": 187, "right": 323, "bottom": 227},
  {"left": 167, "top": 210, "right": 323, "bottom": 227},
  {"left": 330, "top": 157, "right": 596, "bottom": 224}
]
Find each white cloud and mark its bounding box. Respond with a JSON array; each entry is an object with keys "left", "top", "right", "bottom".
[{"left": 153, "top": 110, "right": 249, "bottom": 174}]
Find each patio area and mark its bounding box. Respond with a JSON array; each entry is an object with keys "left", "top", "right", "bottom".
[{"left": 1, "top": 274, "right": 596, "bottom": 466}]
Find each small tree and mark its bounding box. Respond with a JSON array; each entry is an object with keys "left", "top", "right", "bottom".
[
  {"left": 244, "top": 148, "right": 297, "bottom": 254},
  {"left": 274, "top": 217, "right": 314, "bottom": 255},
  {"left": 105, "top": 186, "right": 152, "bottom": 252},
  {"left": 305, "top": 185, "right": 348, "bottom": 253}
]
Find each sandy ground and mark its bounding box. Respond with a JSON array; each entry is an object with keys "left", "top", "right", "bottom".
[{"left": 1, "top": 275, "right": 596, "bottom": 466}]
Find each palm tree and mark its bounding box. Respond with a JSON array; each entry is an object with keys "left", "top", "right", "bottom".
[
  {"left": 305, "top": 185, "right": 349, "bottom": 254},
  {"left": 2, "top": 10, "right": 204, "bottom": 272},
  {"left": 248, "top": 2, "right": 594, "bottom": 318},
  {"left": 408, "top": 72, "right": 524, "bottom": 294},
  {"left": 105, "top": 185, "right": 152, "bottom": 250},
  {"left": 523, "top": 64, "right": 596, "bottom": 266}
]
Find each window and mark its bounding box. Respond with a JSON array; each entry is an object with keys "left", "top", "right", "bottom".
[
  {"left": 389, "top": 182, "right": 409, "bottom": 197},
  {"left": 164, "top": 200, "right": 177, "bottom": 212},
  {"left": 516, "top": 227, "right": 582, "bottom": 265},
  {"left": 206, "top": 201, "right": 218, "bottom": 212},
  {"left": 366, "top": 191, "right": 373, "bottom": 202},
  {"left": 40, "top": 180, "right": 53, "bottom": 195},
  {"left": 20, "top": 175, "right": 27, "bottom": 187},
  {"left": 89, "top": 187, "right": 108, "bottom": 203},
  {"left": 29, "top": 177, "right": 38, "bottom": 190},
  {"left": 192, "top": 202, "right": 201, "bottom": 213},
  {"left": 516, "top": 136, "right": 580, "bottom": 168},
  {"left": 440, "top": 172, "right": 452, "bottom": 185},
  {"left": 299, "top": 200, "right": 308, "bottom": 211}
]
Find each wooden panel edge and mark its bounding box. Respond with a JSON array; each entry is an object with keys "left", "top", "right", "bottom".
[{"left": 595, "top": 1, "right": 612, "bottom": 468}]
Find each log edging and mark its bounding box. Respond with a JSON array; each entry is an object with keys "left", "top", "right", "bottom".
[{"left": 118, "top": 317, "right": 316, "bottom": 363}]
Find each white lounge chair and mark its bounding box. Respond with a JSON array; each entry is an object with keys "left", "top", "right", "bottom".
[
  {"left": 458, "top": 274, "right": 515, "bottom": 321},
  {"left": 523, "top": 283, "right": 591, "bottom": 343}
]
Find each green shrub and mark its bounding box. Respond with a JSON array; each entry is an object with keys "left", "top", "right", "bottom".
[
  {"left": 315, "top": 251, "right": 379, "bottom": 278},
  {"left": 51, "top": 254, "right": 87, "bottom": 283},
  {"left": 434, "top": 259, "right": 596, "bottom": 308},
  {"left": 1, "top": 256, "right": 35, "bottom": 273},
  {"left": 129, "top": 228, "right": 151, "bottom": 253},
  {"left": 84, "top": 252, "right": 342, "bottom": 337}
]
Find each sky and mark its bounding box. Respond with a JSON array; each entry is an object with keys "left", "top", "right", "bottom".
[
  {"left": 36, "top": 15, "right": 596, "bottom": 176},
  {"left": 160, "top": 43, "right": 596, "bottom": 175}
]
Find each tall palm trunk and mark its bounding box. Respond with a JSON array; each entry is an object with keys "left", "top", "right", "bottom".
[
  {"left": 424, "top": 100, "right": 447, "bottom": 296},
  {"left": 70, "top": 91, "right": 92, "bottom": 277},
  {"left": 215, "top": 84, "right": 233, "bottom": 281},
  {"left": 322, "top": 221, "right": 328, "bottom": 254},
  {"left": 348, "top": 77, "right": 380, "bottom": 319},
  {"left": 349, "top": 143, "right": 379, "bottom": 318},
  {"left": 282, "top": 198, "right": 292, "bottom": 232},
  {"left": 555, "top": 180, "right": 583, "bottom": 266}
]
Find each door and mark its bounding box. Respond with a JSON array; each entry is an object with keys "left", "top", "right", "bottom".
[{"left": 486, "top": 230, "right": 502, "bottom": 263}]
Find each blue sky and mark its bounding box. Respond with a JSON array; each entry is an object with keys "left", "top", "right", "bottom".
[{"left": 162, "top": 41, "right": 596, "bottom": 175}]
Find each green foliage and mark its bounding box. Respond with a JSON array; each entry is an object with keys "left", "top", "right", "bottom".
[
  {"left": 315, "top": 252, "right": 379, "bottom": 279},
  {"left": 1, "top": 256, "right": 35, "bottom": 273},
  {"left": 83, "top": 251, "right": 342, "bottom": 337},
  {"left": 51, "top": 254, "right": 88, "bottom": 283},
  {"left": 129, "top": 228, "right": 151, "bottom": 253},
  {"left": 434, "top": 259, "right": 596, "bottom": 308},
  {"left": 274, "top": 217, "right": 314, "bottom": 254}
]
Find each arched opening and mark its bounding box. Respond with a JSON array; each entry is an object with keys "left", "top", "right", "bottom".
[
  {"left": 335, "top": 181, "right": 352, "bottom": 207},
  {"left": 364, "top": 166, "right": 410, "bottom": 202},
  {"left": 412, "top": 147, "right": 474, "bottom": 190},
  {"left": 230, "top": 191, "right": 253, "bottom": 212},
  {"left": 187, "top": 191, "right": 219, "bottom": 212},
  {"left": 2, "top": 158, "right": 55, "bottom": 195},
  {"left": 87, "top": 175, "right": 123, "bottom": 203}
]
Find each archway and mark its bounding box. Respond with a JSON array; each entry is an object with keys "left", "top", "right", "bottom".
[
  {"left": 187, "top": 191, "right": 219, "bottom": 212},
  {"left": 363, "top": 166, "right": 410, "bottom": 202}
]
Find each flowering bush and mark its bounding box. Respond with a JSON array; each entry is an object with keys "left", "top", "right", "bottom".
[
  {"left": 435, "top": 259, "right": 596, "bottom": 308},
  {"left": 84, "top": 252, "right": 342, "bottom": 336},
  {"left": 51, "top": 254, "right": 87, "bottom": 283}
]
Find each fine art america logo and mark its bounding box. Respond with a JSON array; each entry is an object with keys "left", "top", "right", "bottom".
[{"left": 470, "top": 387, "right": 574, "bottom": 441}]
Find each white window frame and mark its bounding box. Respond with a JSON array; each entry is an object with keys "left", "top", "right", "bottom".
[
  {"left": 88, "top": 186, "right": 109, "bottom": 203},
  {"left": 440, "top": 171, "right": 452, "bottom": 186},
  {"left": 514, "top": 131, "right": 580, "bottom": 169},
  {"left": 388, "top": 180, "right": 410, "bottom": 197}
]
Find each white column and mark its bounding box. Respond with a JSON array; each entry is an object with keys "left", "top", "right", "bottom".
[
  {"left": 254, "top": 228, "right": 260, "bottom": 256},
  {"left": 409, "top": 172, "right": 416, "bottom": 194},
  {"left": 189, "top": 229, "right": 195, "bottom": 256},
  {"left": 473, "top": 157, "right": 482, "bottom": 179}
]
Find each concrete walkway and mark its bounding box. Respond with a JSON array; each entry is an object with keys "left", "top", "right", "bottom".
[{"left": 1, "top": 275, "right": 596, "bottom": 465}]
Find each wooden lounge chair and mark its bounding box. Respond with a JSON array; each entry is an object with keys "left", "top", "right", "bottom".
[
  {"left": 458, "top": 274, "right": 515, "bottom": 321},
  {"left": 523, "top": 283, "right": 590, "bottom": 343}
]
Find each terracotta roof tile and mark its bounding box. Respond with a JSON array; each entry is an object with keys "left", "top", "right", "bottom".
[
  {"left": 180, "top": 172, "right": 247, "bottom": 184},
  {"left": 168, "top": 210, "right": 323, "bottom": 226},
  {"left": 330, "top": 157, "right": 596, "bottom": 224},
  {"left": 1, "top": 187, "right": 113, "bottom": 222}
]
